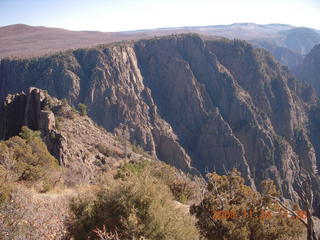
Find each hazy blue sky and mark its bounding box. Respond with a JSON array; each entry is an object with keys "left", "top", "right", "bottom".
[{"left": 1, "top": 0, "right": 319, "bottom": 31}]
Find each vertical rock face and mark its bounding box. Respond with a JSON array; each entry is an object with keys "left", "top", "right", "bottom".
[
  {"left": 294, "top": 44, "right": 320, "bottom": 95},
  {"left": 0, "top": 34, "right": 320, "bottom": 213},
  {"left": 0, "top": 87, "right": 50, "bottom": 139},
  {"left": 0, "top": 44, "right": 195, "bottom": 173},
  {"left": 250, "top": 40, "right": 303, "bottom": 70},
  {"left": 0, "top": 88, "right": 65, "bottom": 165},
  {"left": 134, "top": 36, "right": 255, "bottom": 186}
]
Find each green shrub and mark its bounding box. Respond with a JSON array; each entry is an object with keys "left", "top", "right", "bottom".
[
  {"left": 19, "top": 126, "right": 41, "bottom": 140},
  {"left": 78, "top": 103, "right": 88, "bottom": 116},
  {"left": 169, "top": 178, "right": 195, "bottom": 203},
  {"left": 42, "top": 97, "right": 54, "bottom": 111},
  {"left": 115, "top": 160, "right": 199, "bottom": 203},
  {"left": 70, "top": 172, "right": 199, "bottom": 240},
  {"left": 115, "top": 160, "right": 151, "bottom": 179},
  {"left": 0, "top": 127, "right": 59, "bottom": 192},
  {"left": 190, "top": 169, "right": 304, "bottom": 240},
  {"left": 61, "top": 98, "right": 68, "bottom": 106}
]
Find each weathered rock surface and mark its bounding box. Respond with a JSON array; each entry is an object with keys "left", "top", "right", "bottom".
[
  {"left": 0, "top": 34, "right": 320, "bottom": 214},
  {"left": 294, "top": 44, "right": 320, "bottom": 95},
  {"left": 251, "top": 40, "right": 304, "bottom": 69}
]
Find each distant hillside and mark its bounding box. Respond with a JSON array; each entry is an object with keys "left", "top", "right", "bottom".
[
  {"left": 126, "top": 23, "right": 296, "bottom": 39},
  {"left": 1, "top": 23, "right": 320, "bottom": 69},
  {"left": 0, "top": 24, "right": 145, "bottom": 58},
  {"left": 127, "top": 23, "right": 320, "bottom": 55}
]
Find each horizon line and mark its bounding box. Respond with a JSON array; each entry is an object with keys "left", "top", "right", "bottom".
[{"left": 2, "top": 22, "right": 319, "bottom": 34}]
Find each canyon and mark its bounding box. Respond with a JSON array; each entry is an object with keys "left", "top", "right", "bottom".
[{"left": 1, "top": 34, "right": 320, "bottom": 215}]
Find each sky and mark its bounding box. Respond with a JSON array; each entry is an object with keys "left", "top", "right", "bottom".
[{"left": 0, "top": 0, "right": 319, "bottom": 32}]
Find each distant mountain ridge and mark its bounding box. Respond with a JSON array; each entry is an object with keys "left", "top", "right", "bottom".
[
  {"left": 1, "top": 23, "right": 320, "bottom": 70},
  {"left": 124, "top": 23, "right": 320, "bottom": 55},
  {"left": 0, "top": 24, "right": 142, "bottom": 58},
  {"left": 124, "top": 23, "right": 296, "bottom": 36}
]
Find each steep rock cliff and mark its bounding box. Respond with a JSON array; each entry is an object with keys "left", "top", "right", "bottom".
[{"left": 294, "top": 44, "right": 320, "bottom": 95}]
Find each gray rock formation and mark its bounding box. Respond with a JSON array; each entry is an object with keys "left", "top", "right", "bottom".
[
  {"left": 294, "top": 44, "right": 320, "bottom": 95},
  {"left": 0, "top": 88, "right": 65, "bottom": 165},
  {"left": 251, "top": 40, "right": 303, "bottom": 70}
]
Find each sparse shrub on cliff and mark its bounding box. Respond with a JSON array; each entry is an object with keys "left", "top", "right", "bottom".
[
  {"left": 62, "top": 98, "right": 68, "bottom": 106},
  {"left": 115, "top": 160, "right": 151, "bottom": 179},
  {"left": 42, "top": 97, "right": 54, "bottom": 111},
  {"left": 78, "top": 103, "right": 88, "bottom": 116},
  {"left": 58, "top": 104, "right": 77, "bottom": 119},
  {"left": 19, "top": 125, "right": 41, "bottom": 140},
  {"left": 56, "top": 99, "right": 79, "bottom": 119},
  {"left": 131, "top": 145, "right": 152, "bottom": 158},
  {"left": 96, "top": 143, "right": 112, "bottom": 156}
]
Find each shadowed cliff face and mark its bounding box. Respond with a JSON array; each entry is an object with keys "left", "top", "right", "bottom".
[
  {"left": 250, "top": 40, "right": 303, "bottom": 70},
  {"left": 294, "top": 44, "right": 320, "bottom": 95},
  {"left": 0, "top": 35, "right": 320, "bottom": 213},
  {"left": 0, "top": 88, "right": 65, "bottom": 165}
]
